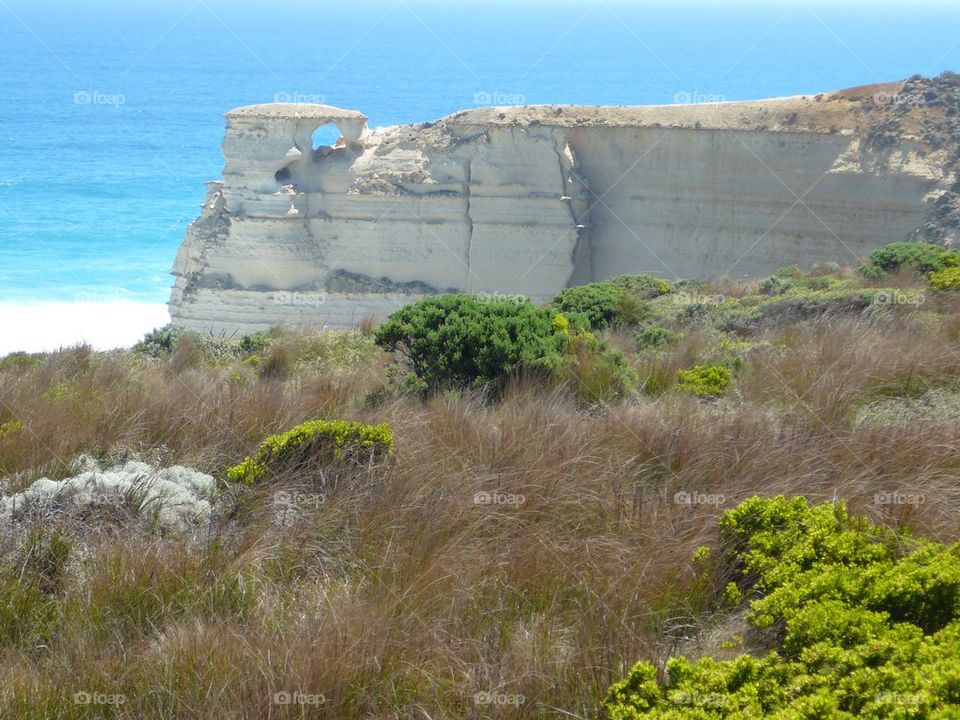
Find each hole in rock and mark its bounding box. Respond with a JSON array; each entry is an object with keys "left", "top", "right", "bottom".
[
  {"left": 312, "top": 124, "right": 342, "bottom": 150},
  {"left": 274, "top": 166, "right": 292, "bottom": 183}
]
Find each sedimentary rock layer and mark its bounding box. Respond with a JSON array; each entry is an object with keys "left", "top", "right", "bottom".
[{"left": 169, "top": 77, "right": 960, "bottom": 335}]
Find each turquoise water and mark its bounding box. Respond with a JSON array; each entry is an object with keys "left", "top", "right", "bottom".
[{"left": 2, "top": 0, "right": 960, "bottom": 303}]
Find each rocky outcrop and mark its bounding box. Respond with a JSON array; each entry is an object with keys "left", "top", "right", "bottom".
[{"left": 169, "top": 76, "right": 960, "bottom": 335}]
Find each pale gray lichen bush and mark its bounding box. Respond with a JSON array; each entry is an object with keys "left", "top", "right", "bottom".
[{"left": 0, "top": 457, "right": 216, "bottom": 532}]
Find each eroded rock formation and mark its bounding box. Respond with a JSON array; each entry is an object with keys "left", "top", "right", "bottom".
[{"left": 170, "top": 75, "right": 960, "bottom": 335}]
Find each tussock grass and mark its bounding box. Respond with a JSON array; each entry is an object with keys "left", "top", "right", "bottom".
[{"left": 1, "top": 276, "right": 960, "bottom": 718}]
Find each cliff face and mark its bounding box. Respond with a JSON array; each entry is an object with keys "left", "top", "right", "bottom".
[{"left": 169, "top": 77, "right": 960, "bottom": 335}]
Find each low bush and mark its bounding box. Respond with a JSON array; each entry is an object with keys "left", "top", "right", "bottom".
[
  {"left": 374, "top": 294, "right": 571, "bottom": 392},
  {"left": 237, "top": 332, "right": 272, "bottom": 356},
  {"left": 863, "top": 241, "right": 960, "bottom": 278},
  {"left": 675, "top": 364, "right": 733, "bottom": 397},
  {"left": 135, "top": 326, "right": 284, "bottom": 366},
  {"left": 929, "top": 266, "right": 960, "bottom": 290},
  {"left": 549, "top": 276, "right": 672, "bottom": 331},
  {"left": 618, "top": 295, "right": 656, "bottom": 326},
  {"left": 226, "top": 419, "right": 394, "bottom": 484},
  {"left": 757, "top": 265, "right": 837, "bottom": 296},
  {"left": 757, "top": 273, "right": 793, "bottom": 296},
  {"left": 549, "top": 282, "right": 626, "bottom": 330},
  {"left": 609, "top": 274, "right": 672, "bottom": 299},
  {"left": 0, "top": 420, "right": 25, "bottom": 439},
  {"left": 555, "top": 329, "right": 636, "bottom": 404},
  {"left": 134, "top": 324, "right": 187, "bottom": 358},
  {"left": 0, "top": 352, "right": 43, "bottom": 373},
  {"left": 636, "top": 326, "right": 678, "bottom": 350},
  {"left": 716, "top": 288, "right": 878, "bottom": 334},
  {"left": 801, "top": 275, "right": 833, "bottom": 290},
  {"left": 602, "top": 496, "right": 960, "bottom": 719}
]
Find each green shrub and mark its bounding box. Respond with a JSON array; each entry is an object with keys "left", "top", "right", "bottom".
[
  {"left": 227, "top": 419, "right": 394, "bottom": 484},
  {"left": 677, "top": 301, "right": 716, "bottom": 326},
  {"left": 757, "top": 265, "right": 805, "bottom": 296},
  {"left": 0, "top": 352, "right": 43, "bottom": 373},
  {"left": 602, "top": 496, "right": 960, "bottom": 719},
  {"left": 618, "top": 295, "right": 656, "bottom": 326},
  {"left": 549, "top": 282, "right": 626, "bottom": 330},
  {"left": 374, "top": 294, "right": 571, "bottom": 392},
  {"left": 675, "top": 365, "right": 732, "bottom": 397},
  {"left": 861, "top": 262, "right": 890, "bottom": 280},
  {"left": 134, "top": 324, "right": 187, "bottom": 358},
  {"left": 609, "top": 274, "right": 672, "bottom": 299},
  {"left": 0, "top": 420, "right": 25, "bottom": 439},
  {"left": 294, "top": 330, "right": 381, "bottom": 370},
  {"left": 929, "top": 267, "right": 960, "bottom": 290},
  {"left": 798, "top": 275, "right": 832, "bottom": 290},
  {"left": 941, "top": 250, "right": 960, "bottom": 268},
  {"left": 556, "top": 330, "right": 637, "bottom": 404},
  {"left": 136, "top": 325, "right": 277, "bottom": 364},
  {"left": 715, "top": 288, "right": 878, "bottom": 334},
  {"left": 636, "top": 326, "right": 678, "bottom": 350},
  {"left": 759, "top": 268, "right": 834, "bottom": 297},
  {"left": 772, "top": 264, "right": 802, "bottom": 278},
  {"left": 237, "top": 332, "right": 272, "bottom": 356},
  {"left": 811, "top": 261, "right": 842, "bottom": 275},
  {"left": 758, "top": 274, "right": 792, "bottom": 296},
  {"left": 863, "top": 242, "right": 960, "bottom": 278}
]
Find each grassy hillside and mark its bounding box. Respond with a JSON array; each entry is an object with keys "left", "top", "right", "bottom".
[{"left": 1, "top": 253, "right": 960, "bottom": 718}]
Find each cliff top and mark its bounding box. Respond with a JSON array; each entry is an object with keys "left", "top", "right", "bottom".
[
  {"left": 225, "top": 76, "right": 959, "bottom": 143},
  {"left": 442, "top": 80, "right": 951, "bottom": 138},
  {"left": 443, "top": 90, "right": 861, "bottom": 132},
  {"left": 226, "top": 104, "right": 367, "bottom": 121}
]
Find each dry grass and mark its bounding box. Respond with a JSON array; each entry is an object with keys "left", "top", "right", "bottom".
[{"left": 2, "top": 285, "right": 960, "bottom": 718}]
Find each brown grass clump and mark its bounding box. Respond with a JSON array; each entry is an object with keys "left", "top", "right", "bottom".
[{"left": 1, "top": 277, "right": 960, "bottom": 718}]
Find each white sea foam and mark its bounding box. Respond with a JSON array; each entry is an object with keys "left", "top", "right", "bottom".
[{"left": 0, "top": 302, "right": 169, "bottom": 356}]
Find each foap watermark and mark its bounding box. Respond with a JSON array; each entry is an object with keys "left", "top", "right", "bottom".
[
  {"left": 73, "top": 488, "right": 126, "bottom": 508},
  {"left": 674, "top": 491, "right": 726, "bottom": 507},
  {"left": 673, "top": 91, "right": 726, "bottom": 105},
  {"left": 474, "top": 490, "right": 525, "bottom": 507},
  {"left": 674, "top": 291, "right": 726, "bottom": 306},
  {"left": 74, "top": 691, "right": 126, "bottom": 706},
  {"left": 672, "top": 691, "right": 728, "bottom": 709},
  {"left": 874, "top": 691, "right": 921, "bottom": 707},
  {"left": 874, "top": 490, "right": 925, "bottom": 507},
  {"left": 473, "top": 691, "right": 526, "bottom": 707},
  {"left": 273, "top": 691, "right": 326, "bottom": 706},
  {"left": 74, "top": 90, "right": 125, "bottom": 107},
  {"left": 473, "top": 90, "right": 526, "bottom": 106},
  {"left": 272, "top": 291, "right": 326, "bottom": 308},
  {"left": 873, "top": 91, "right": 926, "bottom": 107},
  {"left": 473, "top": 291, "right": 528, "bottom": 305},
  {"left": 274, "top": 91, "right": 326, "bottom": 104},
  {"left": 874, "top": 290, "right": 924, "bottom": 307},
  {"left": 273, "top": 490, "right": 326, "bottom": 510}
]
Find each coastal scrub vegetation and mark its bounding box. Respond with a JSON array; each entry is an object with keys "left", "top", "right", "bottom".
[
  {"left": 675, "top": 364, "right": 733, "bottom": 397},
  {"left": 862, "top": 241, "right": 960, "bottom": 279},
  {"left": 604, "top": 497, "right": 960, "bottom": 718},
  {"left": 2, "top": 243, "right": 960, "bottom": 717},
  {"left": 372, "top": 293, "right": 571, "bottom": 393},
  {"left": 226, "top": 419, "right": 393, "bottom": 484}
]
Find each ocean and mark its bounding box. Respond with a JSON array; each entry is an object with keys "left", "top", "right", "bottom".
[{"left": 1, "top": 0, "right": 960, "bottom": 352}]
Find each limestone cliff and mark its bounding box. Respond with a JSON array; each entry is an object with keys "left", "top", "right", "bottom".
[{"left": 169, "top": 75, "right": 960, "bottom": 335}]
